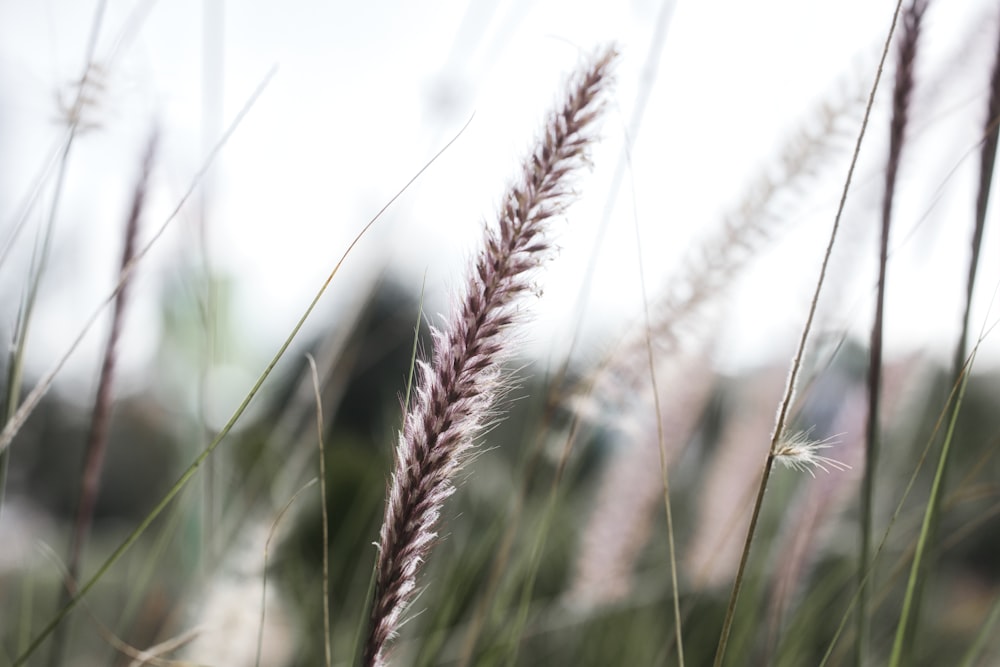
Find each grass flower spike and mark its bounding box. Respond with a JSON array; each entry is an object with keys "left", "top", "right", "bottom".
[{"left": 362, "top": 45, "right": 617, "bottom": 667}]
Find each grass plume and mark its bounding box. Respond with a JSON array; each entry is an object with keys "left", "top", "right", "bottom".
[{"left": 361, "top": 46, "right": 617, "bottom": 666}]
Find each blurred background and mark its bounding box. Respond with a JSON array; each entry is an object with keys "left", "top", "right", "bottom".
[{"left": 1, "top": 1, "right": 999, "bottom": 665}]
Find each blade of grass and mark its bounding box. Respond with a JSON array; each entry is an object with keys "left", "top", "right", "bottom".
[
  {"left": 504, "top": 447, "right": 582, "bottom": 667},
  {"left": 454, "top": 421, "right": 546, "bottom": 667},
  {"left": 888, "top": 348, "right": 976, "bottom": 667},
  {"left": 198, "top": 0, "right": 226, "bottom": 572},
  {"left": 306, "top": 353, "right": 333, "bottom": 667},
  {"left": 815, "top": 314, "right": 999, "bottom": 664}
]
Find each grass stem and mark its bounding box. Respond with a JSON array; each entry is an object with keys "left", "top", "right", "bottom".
[{"left": 711, "top": 2, "right": 905, "bottom": 664}]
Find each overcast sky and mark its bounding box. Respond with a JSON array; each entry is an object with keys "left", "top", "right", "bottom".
[{"left": 1, "top": 0, "right": 998, "bottom": 412}]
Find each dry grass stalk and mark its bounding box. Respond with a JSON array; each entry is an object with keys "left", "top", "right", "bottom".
[
  {"left": 49, "top": 131, "right": 156, "bottom": 667},
  {"left": 361, "top": 46, "right": 618, "bottom": 667},
  {"left": 67, "top": 132, "right": 156, "bottom": 586}
]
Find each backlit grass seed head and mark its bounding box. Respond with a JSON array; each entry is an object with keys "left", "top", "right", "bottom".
[
  {"left": 362, "top": 45, "right": 617, "bottom": 667},
  {"left": 773, "top": 430, "right": 850, "bottom": 477}
]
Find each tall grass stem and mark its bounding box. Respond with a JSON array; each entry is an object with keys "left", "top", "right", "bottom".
[
  {"left": 711, "top": 2, "right": 905, "bottom": 664},
  {"left": 859, "top": 3, "right": 927, "bottom": 663}
]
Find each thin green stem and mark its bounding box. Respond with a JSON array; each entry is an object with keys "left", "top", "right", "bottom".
[
  {"left": 307, "top": 354, "right": 333, "bottom": 667},
  {"left": 630, "top": 131, "right": 684, "bottom": 665}
]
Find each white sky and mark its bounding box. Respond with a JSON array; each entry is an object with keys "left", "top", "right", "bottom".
[{"left": 1, "top": 0, "right": 999, "bottom": 412}]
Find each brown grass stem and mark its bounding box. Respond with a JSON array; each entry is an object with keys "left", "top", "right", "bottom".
[
  {"left": 35, "top": 541, "right": 200, "bottom": 667},
  {"left": 48, "top": 131, "right": 156, "bottom": 667},
  {"left": 711, "top": 3, "right": 905, "bottom": 665},
  {"left": 859, "top": 2, "right": 927, "bottom": 664}
]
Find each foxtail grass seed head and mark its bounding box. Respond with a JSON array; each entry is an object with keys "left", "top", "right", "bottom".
[{"left": 362, "top": 45, "right": 617, "bottom": 667}]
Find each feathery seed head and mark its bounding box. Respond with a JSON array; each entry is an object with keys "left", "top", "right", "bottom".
[
  {"left": 362, "top": 45, "right": 617, "bottom": 667},
  {"left": 773, "top": 430, "right": 850, "bottom": 477}
]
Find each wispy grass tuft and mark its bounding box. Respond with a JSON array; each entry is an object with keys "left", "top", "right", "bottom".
[
  {"left": 773, "top": 430, "right": 851, "bottom": 477},
  {"left": 361, "top": 45, "right": 617, "bottom": 667}
]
